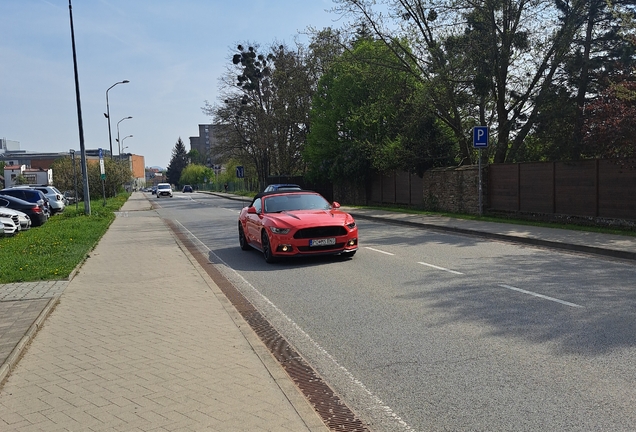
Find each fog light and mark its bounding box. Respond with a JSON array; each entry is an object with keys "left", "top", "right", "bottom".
[
  {"left": 347, "top": 238, "right": 358, "bottom": 246},
  {"left": 277, "top": 244, "right": 293, "bottom": 252}
]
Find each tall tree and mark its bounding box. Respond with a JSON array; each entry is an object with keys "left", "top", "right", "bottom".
[
  {"left": 334, "top": 0, "right": 587, "bottom": 163},
  {"left": 204, "top": 43, "right": 314, "bottom": 189},
  {"left": 166, "top": 138, "right": 189, "bottom": 186}
]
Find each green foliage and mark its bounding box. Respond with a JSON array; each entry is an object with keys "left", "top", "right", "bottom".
[
  {"left": 179, "top": 164, "right": 214, "bottom": 186},
  {"left": 305, "top": 38, "right": 455, "bottom": 185},
  {"left": 13, "top": 174, "right": 29, "bottom": 185},
  {"left": 0, "top": 193, "right": 129, "bottom": 283},
  {"left": 51, "top": 157, "right": 132, "bottom": 199}
]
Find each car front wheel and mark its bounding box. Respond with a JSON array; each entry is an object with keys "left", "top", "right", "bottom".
[{"left": 261, "top": 230, "right": 277, "bottom": 263}]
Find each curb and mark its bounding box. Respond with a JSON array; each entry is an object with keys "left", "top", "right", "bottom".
[{"left": 0, "top": 296, "right": 60, "bottom": 388}]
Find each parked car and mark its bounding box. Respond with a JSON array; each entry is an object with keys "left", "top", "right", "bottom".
[
  {"left": 0, "top": 195, "right": 47, "bottom": 226},
  {"left": 182, "top": 185, "right": 193, "bottom": 193},
  {"left": 238, "top": 190, "right": 358, "bottom": 263},
  {"left": 32, "top": 186, "right": 66, "bottom": 214},
  {"left": 0, "top": 207, "right": 31, "bottom": 230},
  {"left": 156, "top": 183, "right": 173, "bottom": 198},
  {"left": 0, "top": 216, "right": 19, "bottom": 236},
  {"left": 151, "top": 186, "right": 157, "bottom": 195},
  {"left": 63, "top": 190, "right": 78, "bottom": 205},
  {"left": 263, "top": 184, "right": 302, "bottom": 192},
  {"left": 0, "top": 188, "right": 51, "bottom": 218}
]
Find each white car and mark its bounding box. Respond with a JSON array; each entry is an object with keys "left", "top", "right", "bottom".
[
  {"left": 33, "top": 186, "right": 66, "bottom": 214},
  {"left": 0, "top": 207, "right": 31, "bottom": 230},
  {"left": 156, "top": 183, "right": 173, "bottom": 198},
  {"left": 1, "top": 215, "right": 19, "bottom": 236}
]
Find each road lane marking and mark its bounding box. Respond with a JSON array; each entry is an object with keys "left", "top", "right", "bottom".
[
  {"left": 418, "top": 261, "right": 464, "bottom": 275},
  {"left": 365, "top": 247, "right": 395, "bottom": 256},
  {"left": 498, "top": 284, "right": 583, "bottom": 308}
]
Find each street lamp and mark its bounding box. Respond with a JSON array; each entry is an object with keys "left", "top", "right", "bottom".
[
  {"left": 116, "top": 116, "right": 132, "bottom": 157},
  {"left": 120, "top": 135, "right": 133, "bottom": 153},
  {"left": 104, "top": 80, "right": 129, "bottom": 159}
]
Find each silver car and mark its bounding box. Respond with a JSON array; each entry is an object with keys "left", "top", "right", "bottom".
[
  {"left": 33, "top": 186, "right": 66, "bottom": 214},
  {"left": 0, "top": 207, "right": 31, "bottom": 230}
]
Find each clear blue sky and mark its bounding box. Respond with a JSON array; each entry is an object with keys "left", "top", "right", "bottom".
[{"left": 0, "top": 0, "right": 341, "bottom": 168}]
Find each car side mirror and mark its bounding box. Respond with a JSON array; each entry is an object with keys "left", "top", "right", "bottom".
[
  {"left": 332, "top": 201, "right": 341, "bottom": 209},
  {"left": 247, "top": 206, "right": 257, "bottom": 214}
]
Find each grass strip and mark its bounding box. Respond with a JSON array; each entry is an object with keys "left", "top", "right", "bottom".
[{"left": 0, "top": 194, "right": 129, "bottom": 284}]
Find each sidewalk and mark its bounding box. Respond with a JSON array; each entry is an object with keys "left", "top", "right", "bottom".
[
  {"left": 1, "top": 192, "right": 635, "bottom": 431},
  {"left": 0, "top": 193, "right": 328, "bottom": 431}
]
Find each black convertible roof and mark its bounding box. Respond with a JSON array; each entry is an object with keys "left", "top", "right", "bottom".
[{"left": 249, "top": 189, "right": 316, "bottom": 205}]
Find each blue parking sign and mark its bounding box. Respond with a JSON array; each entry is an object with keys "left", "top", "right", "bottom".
[
  {"left": 473, "top": 126, "right": 489, "bottom": 148},
  {"left": 236, "top": 166, "right": 244, "bottom": 178}
]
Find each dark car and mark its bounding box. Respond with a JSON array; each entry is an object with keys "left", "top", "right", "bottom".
[
  {"left": 0, "top": 195, "right": 48, "bottom": 226},
  {"left": 0, "top": 188, "right": 51, "bottom": 218},
  {"left": 263, "top": 184, "right": 302, "bottom": 192},
  {"left": 182, "top": 185, "right": 193, "bottom": 193}
]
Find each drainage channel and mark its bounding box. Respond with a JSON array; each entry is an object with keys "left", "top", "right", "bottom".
[{"left": 169, "top": 222, "right": 370, "bottom": 432}]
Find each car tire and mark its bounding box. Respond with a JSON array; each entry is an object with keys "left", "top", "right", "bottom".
[
  {"left": 261, "top": 230, "right": 277, "bottom": 263},
  {"left": 239, "top": 224, "right": 250, "bottom": 251}
]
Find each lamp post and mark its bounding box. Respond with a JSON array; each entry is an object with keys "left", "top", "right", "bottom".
[
  {"left": 68, "top": 0, "right": 90, "bottom": 215},
  {"left": 121, "top": 135, "right": 133, "bottom": 153},
  {"left": 116, "top": 116, "right": 132, "bottom": 157},
  {"left": 104, "top": 80, "right": 129, "bottom": 159}
]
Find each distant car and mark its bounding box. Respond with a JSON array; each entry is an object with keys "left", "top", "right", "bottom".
[
  {"left": 0, "top": 207, "right": 31, "bottom": 230},
  {"left": 238, "top": 190, "right": 358, "bottom": 263},
  {"left": 151, "top": 186, "right": 157, "bottom": 195},
  {"left": 0, "top": 188, "right": 51, "bottom": 218},
  {"left": 32, "top": 186, "right": 66, "bottom": 214},
  {"left": 182, "top": 185, "right": 193, "bottom": 193},
  {"left": 0, "top": 195, "right": 48, "bottom": 227},
  {"left": 63, "top": 190, "right": 78, "bottom": 205},
  {"left": 263, "top": 184, "right": 302, "bottom": 192},
  {"left": 156, "top": 183, "right": 173, "bottom": 198}
]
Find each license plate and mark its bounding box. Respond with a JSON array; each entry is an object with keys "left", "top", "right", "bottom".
[{"left": 310, "top": 238, "right": 336, "bottom": 247}]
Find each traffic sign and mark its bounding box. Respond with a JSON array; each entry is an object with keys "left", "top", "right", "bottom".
[
  {"left": 473, "top": 126, "right": 489, "bottom": 148},
  {"left": 236, "top": 166, "right": 244, "bottom": 178}
]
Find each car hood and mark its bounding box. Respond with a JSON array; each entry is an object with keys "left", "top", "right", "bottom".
[{"left": 265, "top": 209, "right": 354, "bottom": 228}]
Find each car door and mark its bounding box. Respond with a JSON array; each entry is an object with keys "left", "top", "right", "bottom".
[{"left": 245, "top": 197, "right": 263, "bottom": 244}]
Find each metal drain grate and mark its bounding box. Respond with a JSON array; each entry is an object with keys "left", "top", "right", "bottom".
[{"left": 171, "top": 222, "right": 370, "bottom": 432}]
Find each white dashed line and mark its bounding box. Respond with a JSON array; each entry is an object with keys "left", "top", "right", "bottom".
[
  {"left": 417, "top": 261, "right": 464, "bottom": 275},
  {"left": 498, "top": 284, "right": 583, "bottom": 308},
  {"left": 365, "top": 247, "right": 395, "bottom": 256}
]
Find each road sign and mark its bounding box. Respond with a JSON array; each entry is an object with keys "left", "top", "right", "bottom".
[
  {"left": 473, "top": 126, "right": 489, "bottom": 148},
  {"left": 99, "top": 148, "right": 103, "bottom": 159},
  {"left": 236, "top": 166, "right": 244, "bottom": 178}
]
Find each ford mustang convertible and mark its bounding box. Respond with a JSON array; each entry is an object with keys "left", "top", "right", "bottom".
[{"left": 238, "top": 190, "right": 358, "bottom": 263}]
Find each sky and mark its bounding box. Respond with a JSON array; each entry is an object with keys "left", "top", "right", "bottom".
[{"left": 0, "top": 0, "right": 343, "bottom": 169}]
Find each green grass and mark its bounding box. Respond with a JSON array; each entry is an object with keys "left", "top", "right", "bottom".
[{"left": 0, "top": 194, "right": 130, "bottom": 284}]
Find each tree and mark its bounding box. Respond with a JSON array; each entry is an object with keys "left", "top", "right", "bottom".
[
  {"left": 582, "top": 75, "right": 636, "bottom": 159},
  {"left": 333, "top": 0, "right": 588, "bottom": 163},
  {"left": 179, "top": 163, "right": 214, "bottom": 186},
  {"left": 305, "top": 37, "right": 455, "bottom": 185},
  {"left": 204, "top": 42, "right": 314, "bottom": 189},
  {"left": 166, "top": 138, "right": 189, "bottom": 187},
  {"left": 51, "top": 157, "right": 132, "bottom": 199}
]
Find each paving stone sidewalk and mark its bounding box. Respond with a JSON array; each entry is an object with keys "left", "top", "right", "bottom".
[{"left": 0, "top": 193, "right": 327, "bottom": 431}]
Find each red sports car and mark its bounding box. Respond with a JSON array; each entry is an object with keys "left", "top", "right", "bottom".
[{"left": 238, "top": 190, "right": 358, "bottom": 263}]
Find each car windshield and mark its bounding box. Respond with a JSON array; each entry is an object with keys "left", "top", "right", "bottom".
[
  {"left": 158, "top": 185, "right": 170, "bottom": 190},
  {"left": 264, "top": 194, "right": 331, "bottom": 213}
]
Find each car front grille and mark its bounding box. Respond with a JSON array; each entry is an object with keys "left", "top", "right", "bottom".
[{"left": 294, "top": 226, "right": 347, "bottom": 239}]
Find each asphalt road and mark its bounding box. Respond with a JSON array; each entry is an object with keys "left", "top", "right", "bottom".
[{"left": 153, "top": 192, "right": 636, "bottom": 432}]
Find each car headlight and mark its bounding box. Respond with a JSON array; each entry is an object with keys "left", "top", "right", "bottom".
[
  {"left": 347, "top": 222, "right": 356, "bottom": 229},
  {"left": 269, "top": 226, "right": 290, "bottom": 234}
]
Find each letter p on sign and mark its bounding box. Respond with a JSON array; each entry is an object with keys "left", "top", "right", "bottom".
[{"left": 473, "top": 126, "right": 488, "bottom": 148}]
